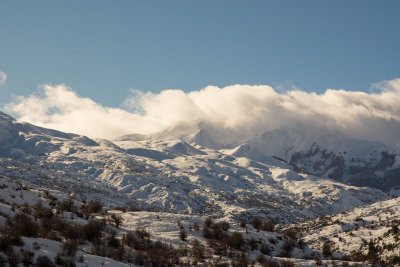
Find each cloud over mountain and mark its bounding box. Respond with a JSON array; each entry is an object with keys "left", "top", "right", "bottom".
[{"left": 4, "top": 79, "right": 400, "bottom": 147}]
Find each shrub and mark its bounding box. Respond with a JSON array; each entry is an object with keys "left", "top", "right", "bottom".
[
  {"left": 34, "top": 202, "right": 53, "bottom": 220},
  {"left": 59, "top": 221, "right": 82, "bottom": 241},
  {"left": 260, "top": 243, "right": 271, "bottom": 255},
  {"left": 282, "top": 228, "right": 298, "bottom": 240},
  {"left": 82, "top": 219, "right": 106, "bottom": 242},
  {"left": 202, "top": 227, "right": 213, "bottom": 239},
  {"left": 58, "top": 198, "right": 75, "bottom": 213},
  {"left": 204, "top": 217, "right": 213, "bottom": 228},
  {"left": 6, "top": 250, "right": 20, "bottom": 267},
  {"left": 13, "top": 213, "right": 40, "bottom": 237},
  {"left": 21, "top": 251, "right": 34, "bottom": 267},
  {"left": 108, "top": 231, "right": 121, "bottom": 248},
  {"left": 122, "top": 231, "right": 136, "bottom": 247},
  {"left": 225, "top": 232, "right": 245, "bottom": 250},
  {"left": 108, "top": 213, "right": 123, "bottom": 228},
  {"left": 322, "top": 241, "right": 333, "bottom": 258},
  {"left": 282, "top": 239, "right": 295, "bottom": 254},
  {"left": 180, "top": 229, "right": 188, "bottom": 241},
  {"left": 0, "top": 226, "right": 24, "bottom": 252},
  {"left": 248, "top": 238, "right": 258, "bottom": 251},
  {"left": 256, "top": 255, "right": 280, "bottom": 267},
  {"left": 280, "top": 260, "right": 295, "bottom": 267},
  {"left": 216, "top": 221, "right": 230, "bottom": 231},
  {"left": 81, "top": 201, "right": 103, "bottom": 214},
  {"left": 190, "top": 239, "right": 205, "bottom": 261},
  {"left": 62, "top": 239, "right": 79, "bottom": 257},
  {"left": 0, "top": 255, "right": 5, "bottom": 267},
  {"left": 261, "top": 219, "right": 276, "bottom": 232},
  {"left": 135, "top": 228, "right": 150, "bottom": 240},
  {"left": 36, "top": 255, "right": 55, "bottom": 267},
  {"left": 252, "top": 217, "right": 262, "bottom": 230}
]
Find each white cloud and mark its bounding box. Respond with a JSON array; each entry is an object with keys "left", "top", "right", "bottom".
[
  {"left": 4, "top": 79, "right": 400, "bottom": 146},
  {"left": 4, "top": 84, "right": 156, "bottom": 139},
  {"left": 0, "top": 71, "right": 7, "bottom": 86}
]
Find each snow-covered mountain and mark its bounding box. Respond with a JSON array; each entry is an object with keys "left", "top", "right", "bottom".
[
  {"left": 0, "top": 111, "right": 391, "bottom": 223},
  {"left": 2, "top": 110, "right": 400, "bottom": 266},
  {"left": 117, "top": 121, "right": 400, "bottom": 193},
  {"left": 250, "top": 126, "right": 400, "bottom": 192}
]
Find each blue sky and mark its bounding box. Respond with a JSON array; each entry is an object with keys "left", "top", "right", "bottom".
[{"left": 1, "top": 0, "right": 400, "bottom": 108}]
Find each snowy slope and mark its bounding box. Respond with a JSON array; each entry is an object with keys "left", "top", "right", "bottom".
[
  {"left": 117, "top": 121, "right": 400, "bottom": 192},
  {"left": 249, "top": 126, "right": 400, "bottom": 192},
  {"left": 294, "top": 197, "right": 400, "bottom": 265},
  {"left": 1, "top": 111, "right": 398, "bottom": 266},
  {"left": 0, "top": 111, "right": 390, "bottom": 224}
]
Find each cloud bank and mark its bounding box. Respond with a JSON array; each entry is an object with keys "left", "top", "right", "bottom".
[
  {"left": 4, "top": 79, "right": 400, "bottom": 147},
  {"left": 0, "top": 71, "right": 7, "bottom": 87}
]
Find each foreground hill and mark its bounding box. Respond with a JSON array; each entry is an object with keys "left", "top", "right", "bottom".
[
  {"left": 0, "top": 175, "right": 390, "bottom": 266},
  {"left": 293, "top": 197, "right": 400, "bottom": 265}
]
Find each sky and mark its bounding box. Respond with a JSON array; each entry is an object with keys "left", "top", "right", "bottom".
[
  {"left": 1, "top": 1, "right": 400, "bottom": 146},
  {"left": 1, "top": 0, "right": 400, "bottom": 108}
]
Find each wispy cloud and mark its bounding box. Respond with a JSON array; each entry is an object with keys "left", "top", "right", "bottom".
[
  {"left": 4, "top": 79, "right": 400, "bottom": 147},
  {"left": 0, "top": 71, "right": 7, "bottom": 87}
]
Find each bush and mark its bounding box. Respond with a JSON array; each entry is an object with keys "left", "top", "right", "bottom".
[
  {"left": 252, "top": 217, "right": 262, "bottom": 230},
  {"left": 260, "top": 243, "right": 271, "bottom": 255},
  {"left": 204, "top": 217, "right": 213, "bottom": 228},
  {"left": 62, "top": 239, "right": 78, "bottom": 256},
  {"left": 322, "top": 241, "right": 333, "bottom": 258},
  {"left": 81, "top": 201, "right": 103, "bottom": 214},
  {"left": 13, "top": 213, "right": 40, "bottom": 237},
  {"left": 282, "top": 239, "right": 295, "bottom": 254},
  {"left": 280, "top": 260, "right": 296, "bottom": 267},
  {"left": 36, "top": 255, "right": 55, "bottom": 267},
  {"left": 135, "top": 228, "right": 150, "bottom": 240},
  {"left": 34, "top": 203, "right": 53, "bottom": 220},
  {"left": 180, "top": 229, "right": 188, "bottom": 241},
  {"left": 225, "top": 232, "right": 245, "bottom": 250},
  {"left": 190, "top": 239, "right": 205, "bottom": 261},
  {"left": 58, "top": 198, "right": 76, "bottom": 213},
  {"left": 202, "top": 227, "right": 213, "bottom": 239},
  {"left": 0, "top": 255, "right": 5, "bottom": 267},
  {"left": 0, "top": 226, "right": 24, "bottom": 252},
  {"left": 123, "top": 229, "right": 152, "bottom": 250},
  {"left": 59, "top": 221, "right": 82, "bottom": 241},
  {"left": 256, "top": 255, "right": 280, "bottom": 267},
  {"left": 216, "top": 221, "right": 230, "bottom": 231},
  {"left": 122, "top": 231, "right": 136, "bottom": 247},
  {"left": 108, "top": 213, "right": 123, "bottom": 228},
  {"left": 248, "top": 238, "right": 258, "bottom": 251},
  {"left": 21, "top": 251, "right": 34, "bottom": 267},
  {"left": 6, "top": 250, "right": 20, "bottom": 267},
  {"left": 261, "top": 219, "right": 276, "bottom": 232},
  {"left": 282, "top": 228, "right": 298, "bottom": 240},
  {"left": 82, "top": 219, "right": 106, "bottom": 242},
  {"left": 108, "top": 231, "right": 121, "bottom": 248}
]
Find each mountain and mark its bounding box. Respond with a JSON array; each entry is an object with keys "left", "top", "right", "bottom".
[
  {"left": 1, "top": 110, "right": 400, "bottom": 266},
  {"left": 120, "top": 121, "right": 400, "bottom": 193},
  {"left": 0, "top": 111, "right": 390, "bottom": 223},
  {"left": 250, "top": 126, "right": 400, "bottom": 192}
]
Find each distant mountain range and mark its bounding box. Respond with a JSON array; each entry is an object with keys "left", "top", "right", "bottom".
[
  {"left": 117, "top": 120, "right": 400, "bottom": 193},
  {"left": 0, "top": 110, "right": 396, "bottom": 224}
]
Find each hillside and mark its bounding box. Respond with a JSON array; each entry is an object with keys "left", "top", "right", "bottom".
[{"left": 0, "top": 111, "right": 399, "bottom": 266}]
